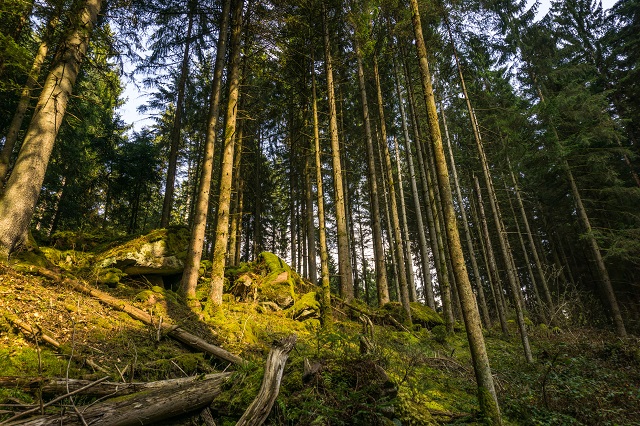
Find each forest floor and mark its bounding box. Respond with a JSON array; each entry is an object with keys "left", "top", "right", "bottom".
[{"left": 1, "top": 239, "right": 639, "bottom": 425}]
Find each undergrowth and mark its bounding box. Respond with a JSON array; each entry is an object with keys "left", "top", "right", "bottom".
[{"left": 1, "top": 244, "right": 639, "bottom": 425}]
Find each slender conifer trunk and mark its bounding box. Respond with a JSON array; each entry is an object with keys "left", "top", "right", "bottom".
[
  {"left": 209, "top": 0, "right": 244, "bottom": 308},
  {"left": 446, "top": 17, "right": 532, "bottom": 362},
  {"left": 179, "top": 0, "right": 232, "bottom": 303},
  {"left": 393, "top": 136, "right": 418, "bottom": 302},
  {"left": 322, "top": 4, "right": 354, "bottom": 301},
  {"left": 508, "top": 161, "right": 554, "bottom": 317},
  {"left": 161, "top": 0, "right": 196, "bottom": 227},
  {"left": 304, "top": 143, "right": 318, "bottom": 284},
  {"left": 392, "top": 54, "right": 434, "bottom": 307},
  {"left": 353, "top": 37, "right": 390, "bottom": 305},
  {"left": 441, "top": 106, "right": 491, "bottom": 328},
  {"left": 408, "top": 1, "right": 501, "bottom": 421},
  {"left": 373, "top": 56, "right": 411, "bottom": 320},
  {"left": 311, "top": 53, "right": 333, "bottom": 329}
]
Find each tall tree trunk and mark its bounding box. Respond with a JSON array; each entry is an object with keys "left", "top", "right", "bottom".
[
  {"left": 473, "top": 176, "right": 509, "bottom": 334},
  {"left": 393, "top": 136, "right": 418, "bottom": 302},
  {"left": 322, "top": 4, "right": 354, "bottom": 301},
  {"left": 373, "top": 57, "right": 411, "bottom": 320},
  {"left": 503, "top": 176, "right": 547, "bottom": 323},
  {"left": 0, "top": 13, "right": 59, "bottom": 185},
  {"left": 565, "top": 159, "right": 627, "bottom": 337},
  {"left": 208, "top": 0, "right": 244, "bottom": 308},
  {"left": 408, "top": 1, "right": 501, "bottom": 422},
  {"left": 290, "top": 128, "right": 298, "bottom": 271},
  {"left": 541, "top": 84, "right": 626, "bottom": 337},
  {"left": 392, "top": 53, "right": 434, "bottom": 308},
  {"left": 253, "top": 129, "right": 263, "bottom": 258},
  {"left": 0, "top": 0, "right": 103, "bottom": 258},
  {"left": 304, "top": 143, "right": 318, "bottom": 284},
  {"left": 228, "top": 118, "right": 245, "bottom": 266},
  {"left": 446, "top": 18, "right": 532, "bottom": 363},
  {"left": 311, "top": 53, "right": 332, "bottom": 329},
  {"left": 357, "top": 213, "right": 371, "bottom": 304},
  {"left": 353, "top": 37, "right": 390, "bottom": 305},
  {"left": 178, "top": 0, "right": 232, "bottom": 304},
  {"left": 508, "top": 162, "right": 554, "bottom": 317},
  {"left": 235, "top": 178, "right": 244, "bottom": 265},
  {"left": 441, "top": 105, "right": 491, "bottom": 328},
  {"left": 402, "top": 55, "right": 453, "bottom": 325},
  {"left": 160, "top": 0, "right": 196, "bottom": 227}
]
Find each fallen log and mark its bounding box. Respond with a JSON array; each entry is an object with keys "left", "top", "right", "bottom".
[
  {"left": 1, "top": 376, "right": 110, "bottom": 425},
  {"left": 7, "top": 373, "right": 233, "bottom": 426},
  {"left": 0, "top": 373, "right": 229, "bottom": 398},
  {"left": 24, "top": 267, "right": 244, "bottom": 366},
  {"left": 236, "top": 335, "right": 297, "bottom": 426}
]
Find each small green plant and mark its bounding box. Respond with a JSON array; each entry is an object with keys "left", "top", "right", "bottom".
[{"left": 431, "top": 325, "right": 448, "bottom": 344}]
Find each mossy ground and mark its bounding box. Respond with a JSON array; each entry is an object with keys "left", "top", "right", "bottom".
[{"left": 1, "top": 245, "right": 639, "bottom": 425}]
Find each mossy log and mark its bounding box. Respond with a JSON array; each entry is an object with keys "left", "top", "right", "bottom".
[
  {"left": 23, "top": 267, "right": 244, "bottom": 366},
  {"left": 0, "top": 373, "right": 230, "bottom": 397},
  {"left": 236, "top": 334, "right": 297, "bottom": 426},
  {"left": 11, "top": 373, "right": 232, "bottom": 426}
]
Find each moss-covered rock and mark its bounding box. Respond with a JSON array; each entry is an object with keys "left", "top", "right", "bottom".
[
  {"left": 287, "top": 291, "right": 320, "bottom": 321},
  {"left": 379, "top": 302, "right": 411, "bottom": 325},
  {"left": 379, "top": 302, "right": 444, "bottom": 329},
  {"left": 95, "top": 227, "right": 189, "bottom": 276},
  {"left": 97, "top": 267, "right": 126, "bottom": 287},
  {"left": 255, "top": 252, "right": 305, "bottom": 308},
  {"left": 409, "top": 302, "right": 444, "bottom": 329}
]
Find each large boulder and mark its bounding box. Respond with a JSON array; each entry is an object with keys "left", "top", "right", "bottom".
[
  {"left": 228, "top": 252, "right": 314, "bottom": 310},
  {"left": 95, "top": 227, "right": 189, "bottom": 276},
  {"left": 380, "top": 302, "right": 444, "bottom": 329}
]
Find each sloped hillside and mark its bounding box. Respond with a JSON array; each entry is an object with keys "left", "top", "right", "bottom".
[{"left": 1, "top": 231, "right": 639, "bottom": 425}]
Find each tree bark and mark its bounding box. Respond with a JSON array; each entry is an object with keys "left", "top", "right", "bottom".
[
  {"left": 392, "top": 53, "right": 434, "bottom": 308},
  {"left": 322, "top": 4, "right": 354, "bottom": 301},
  {"left": 393, "top": 136, "right": 418, "bottom": 302},
  {"left": 178, "top": 0, "right": 232, "bottom": 304},
  {"left": 310, "top": 53, "right": 333, "bottom": 329},
  {"left": 565, "top": 159, "right": 627, "bottom": 337},
  {"left": 445, "top": 17, "right": 532, "bottom": 363},
  {"left": 0, "top": 0, "right": 103, "bottom": 258},
  {"left": 441, "top": 106, "right": 491, "bottom": 328},
  {"left": 209, "top": 0, "right": 244, "bottom": 308},
  {"left": 408, "top": 0, "right": 501, "bottom": 422},
  {"left": 353, "top": 36, "right": 390, "bottom": 305},
  {"left": 373, "top": 57, "right": 411, "bottom": 320},
  {"left": 402, "top": 55, "right": 452, "bottom": 324},
  {"left": 228, "top": 116, "right": 245, "bottom": 266},
  {"left": 503, "top": 176, "right": 547, "bottom": 323},
  {"left": 304, "top": 141, "right": 318, "bottom": 284},
  {"left": 508, "top": 160, "right": 555, "bottom": 319}
]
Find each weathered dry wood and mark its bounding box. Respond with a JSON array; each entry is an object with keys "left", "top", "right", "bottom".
[
  {"left": 4, "top": 314, "right": 106, "bottom": 372},
  {"left": 0, "top": 373, "right": 229, "bottom": 398},
  {"left": 1, "top": 376, "right": 110, "bottom": 425},
  {"left": 8, "top": 373, "right": 232, "bottom": 426},
  {"left": 24, "top": 267, "right": 244, "bottom": 365},
  {"left": 235, "top": 335, "right": 297, "bottom": 426}
]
